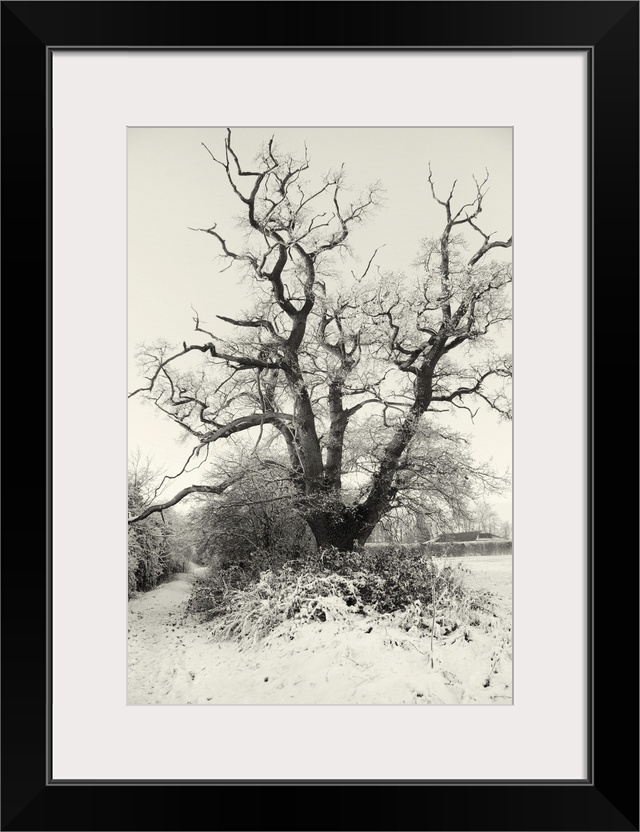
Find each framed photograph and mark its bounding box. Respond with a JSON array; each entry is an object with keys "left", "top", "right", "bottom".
[{"left": 2, "top": 2, "right": 637, "bottom": 830}]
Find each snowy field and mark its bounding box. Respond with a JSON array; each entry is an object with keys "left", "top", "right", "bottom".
[{"left": 128, "top": 556, "right": 512, "bottom": 706}]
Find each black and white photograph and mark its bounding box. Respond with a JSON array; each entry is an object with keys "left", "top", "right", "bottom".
[
  {"left": 127, "top": 126, "right": 513, "bottom": 706},
  {"left": 4, "top": 0, "right": 637, "bottom": 821}
]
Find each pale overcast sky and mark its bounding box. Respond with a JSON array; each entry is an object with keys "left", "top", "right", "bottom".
[{"left": 128, "top": 127, "right": 512, "bottom": 523}]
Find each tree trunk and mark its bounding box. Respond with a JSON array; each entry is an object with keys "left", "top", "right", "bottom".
[{"left": 305, "top": 505, "right": 378, "bottom": 552}]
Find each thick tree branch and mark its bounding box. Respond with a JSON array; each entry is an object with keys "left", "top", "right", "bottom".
[
  {"left": 466, "top": 217, "right": 512, "bottom": 266},
  {"left": 128, "top": 476, "right": 244, "bottom": 524},
  {"left": 198, "top": 411, "right": 294, "bottom": 446},
  {"left": 216, "top": 314, "right": 281, "bottom": 340}
]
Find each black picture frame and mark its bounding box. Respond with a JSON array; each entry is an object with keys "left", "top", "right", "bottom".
[{"left": 2, "top": 2, "right": 638, "bottom": 830}]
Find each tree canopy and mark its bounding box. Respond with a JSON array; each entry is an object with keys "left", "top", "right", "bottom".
[{"left": 129, "top": 129, "right": 512, "bottom": 551}]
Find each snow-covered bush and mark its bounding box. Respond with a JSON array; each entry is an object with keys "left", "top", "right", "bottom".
[
  {"left": 320, "top": 545, "right": 468, "bottom": 613},
  {"left": 127, "top": 484, "right": 186, "bottom": 596},
  {"left": 187, "top": 543, "right": 491, "bottom": 642}
]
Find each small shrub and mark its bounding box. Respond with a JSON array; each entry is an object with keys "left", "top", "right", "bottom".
[
  {"left": 209, "top": 567, "right": 368, "bottom": 643},
  {"left": 320, "top": 544, "right": 467, "bottom": 613},
  {"left": 186, "top": 545, "right": 312, "bottom": 618}
]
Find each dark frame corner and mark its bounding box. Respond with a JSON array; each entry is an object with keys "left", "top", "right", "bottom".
[{"left": 1, "top": 2, "right": 638, "bottom": 830}]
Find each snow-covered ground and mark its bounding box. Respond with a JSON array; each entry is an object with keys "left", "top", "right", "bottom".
[{"left": 128, "top": 556, "right": 512, "bottom": 705}]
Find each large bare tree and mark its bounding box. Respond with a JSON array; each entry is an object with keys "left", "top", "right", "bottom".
[{"left": 129, "top": 130, "right": 512, "bottom": 551}]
